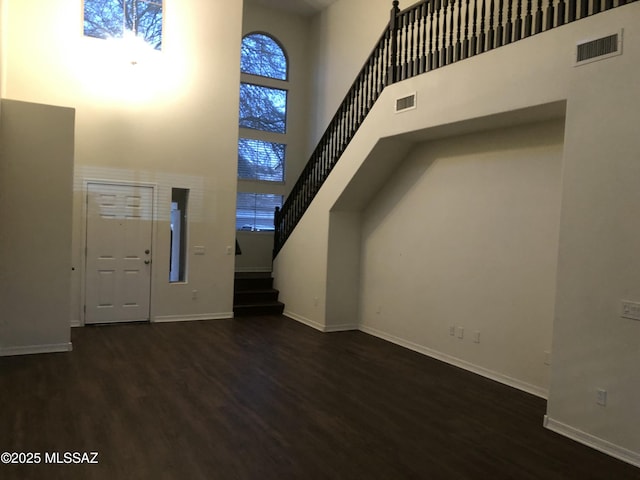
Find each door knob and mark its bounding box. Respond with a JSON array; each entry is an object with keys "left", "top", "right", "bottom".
[
  {"left": 145, "top": 249, "right": 150, "bottom": 254},
  {"left": 144, "top": 260, "right": 151, "bottom": 265}
]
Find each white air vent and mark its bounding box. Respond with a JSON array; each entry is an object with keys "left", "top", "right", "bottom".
[
  {"left": 395, "top": 93, "right": 417, "bottom": 113},
  {"left": 575, "top": 30, "right": 622, "bottom": 66}
]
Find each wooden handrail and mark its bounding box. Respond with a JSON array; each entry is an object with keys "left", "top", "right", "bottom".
[{"left": 274, "top": 0, "right": 635, "bottom": 258}]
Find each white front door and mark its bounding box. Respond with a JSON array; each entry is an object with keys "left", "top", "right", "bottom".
[{"left": 85, "top": 183, "right": 153, "bottom": 324}]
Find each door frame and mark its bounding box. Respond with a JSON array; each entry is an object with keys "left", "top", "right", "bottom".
[{"left": 80, "top": 180, "right": 158, "bottom": 326}]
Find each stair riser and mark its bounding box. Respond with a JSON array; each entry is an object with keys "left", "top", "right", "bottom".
[
  {"left": 234, "top": 291, "right": 280, "bottom": 305},
  {"left": 234, "top": 278, "right": 274, "bottom": 291},
  {"left": 234, "top": 304, "right": 285, "bottom": 317}
]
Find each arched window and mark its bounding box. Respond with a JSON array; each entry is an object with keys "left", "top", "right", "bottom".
[
  {"left": 236, "top": 33, "right": 288, "bottom": 231},
  {"left": 240, "top": 33, "right": 287, "bottom": 80}
]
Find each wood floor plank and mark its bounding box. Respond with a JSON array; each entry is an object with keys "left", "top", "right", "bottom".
[{"left": 1, "top": 316, "right": 638, "bottom": 479}]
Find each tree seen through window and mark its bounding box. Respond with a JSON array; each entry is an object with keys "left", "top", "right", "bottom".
[
  {"left": 237, "top": 33, "right": 288, "bottom": 231},
  {"left": 84, "top": 0, "right": 163, "bottom": 51},
  {"left": 239, "top": 83, "right": 287, "bottom": 134},
  {"left": 241, "top": 33, "right": 287, "bottom": 80}
]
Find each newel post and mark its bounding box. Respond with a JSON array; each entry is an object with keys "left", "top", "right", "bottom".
[
  {"left": 273, "top": 206, "right": 281, "bottom": 258},
  {"left": 387, "top": 0, "right": 401, "bottom": 85}
]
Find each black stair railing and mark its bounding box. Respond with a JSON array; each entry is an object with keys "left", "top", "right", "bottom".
[{"left": 273, "top": 0, "right": 634, "bottom": 258}]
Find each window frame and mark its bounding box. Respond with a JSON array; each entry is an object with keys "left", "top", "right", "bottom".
[
  {"left": 240, "top": 32, "right": 289, "bottom": 81},
  {"left": 236, "top": 32, "right": 290, "bottom": 234},
  {"left": 238, "top": 81, "right": 289, "bottom": 134}
]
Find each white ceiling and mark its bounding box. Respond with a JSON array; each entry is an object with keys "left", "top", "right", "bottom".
[{"left": 247, "top": 0, "right": 340, "bottom": 16}]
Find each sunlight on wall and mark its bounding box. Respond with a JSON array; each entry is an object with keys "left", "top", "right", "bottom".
[{"left": 76, "top": 34, "right": 192, "bottom": 106}]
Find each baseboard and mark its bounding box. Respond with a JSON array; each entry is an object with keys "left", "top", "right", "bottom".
[
  {"left": 71, "top": 319, "right": 82, "bottom": 327},
  {"left": 235, "top": 267, "right": 272, "bottom": 273},
  {"left": 324, "top": 323, "right": 359, "bottom": 332},
  {"left": 152, "top": 313, "right": 233, "bottom": 323},
  {"left": 359, "top": 324, "right": 548, "bottom": 399},
  {"left": 283, "top": 311, "right": 327, "bottom": 332},
  {"left": 0, "top": 342, "right": 73, "bottom": 357},
  {"left": 544, "top": 416, "right": 640, "bottom": 468}
]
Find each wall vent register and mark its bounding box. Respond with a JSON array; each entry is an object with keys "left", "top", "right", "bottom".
[
  {"left": 395, "top": 93, "right": 417, "bottom": 113},
  {"left": 575, "top": 30, "right": 622, "bottom": 66}
]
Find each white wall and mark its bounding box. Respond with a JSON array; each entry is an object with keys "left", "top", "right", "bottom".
[
  {"left": 2, "top": 0, "right": 243, "bottom": 325},
  {"left": 546, "top": 14, "right": 640, "bottom": 459},
  {"left": 0, "top": 100, "right": 74, "bottom": 355},
  {"left": 274, "top": 3, "right": 640, "bottom": 465},
  {"left": 359, "top": 121, "right": 564, "bottom": 395},
  {"left": 308, "top": 0, "right": 398, "bottom": 143}
]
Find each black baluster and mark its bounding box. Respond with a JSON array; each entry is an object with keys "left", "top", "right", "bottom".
[
  {"left": 496, "top": 0, "right": 504, "bottom": 46},
  {"left": 388, "top": 0, "right": 400, "bottom": 84},
  {"left": 448, "top": 0, "right": 456, "bottom": 63},
  {"left": 463, "top": 0, "right": 470, "bottom": 58},
  {"left": 515, "top": 0, "right": 523, "bottom": 40},
  {"left": 567, "top": 0, "right": 576, "bottom": 21},
  {"left": 593, "top": 0, "right": 600, "bottom": 14},
  {"left": 471, "top": 0, "right": 478, "bottom": 55},
  {"left": 414, "top": 5, "right": 422, "bottom": 74},
  {"left": 557, "top": 0, "right": 565, "bottom": 25},
  {"left": 456, "top": 0, "right": 463, "bottom": 60},
  {"left": 441, "top": 0, "right": 448, "bottom": 66},
  {"left": 505, "top": 0, "right": 513, "bottom": 44},
  {"left": 524, "top": 0, "right": 532, "bottom": 37},
  {"left": 488, "top": 0, "right": 495, "bottom": 49},
  {"left": 479, "top": 0, "right": 486, "bottom": 53},
  {"left": 605, "top": 0, "right": 613, "bottom": 9},
  {"left": 535, "top": 0, "right": 543, "bottom": 33},
  {"left": 434, "top": 0, "right": 441, "bottom": 68},
  {"left": 579, "top": 0, "right": 588, "bottom": 19},
  {"left": 546, "top": 0, "right": 555, "bottom": 29},
  {"left": 376, "top": 43, "right": 383, "bottom": 96}
]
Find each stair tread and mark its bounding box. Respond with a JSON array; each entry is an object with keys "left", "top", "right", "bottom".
[
  {"left": 234, "top": 288, "right": 279, "bottom": 294},
  {"left": 234, "top": 301, "right": 284, "bottom": 307}
]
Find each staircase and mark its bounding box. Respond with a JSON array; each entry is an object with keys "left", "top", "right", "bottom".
[
  {"left": 273, "top": 0, "right": 636, "bottom": 258},
  {"left": 233, "top": 272, "right": 285, "bottom": 317}
]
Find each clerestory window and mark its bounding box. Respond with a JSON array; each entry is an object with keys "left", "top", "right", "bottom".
[{"left": 84, "top": 0, "right": 163, "bottom": 50}]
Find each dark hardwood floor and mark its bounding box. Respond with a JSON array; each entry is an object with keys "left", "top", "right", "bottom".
[{"left": 1, "top": 315, "right": 638, "bottom": 480}]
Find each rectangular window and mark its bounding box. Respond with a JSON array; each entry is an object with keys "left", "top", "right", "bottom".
[
  {"left": 239, "top": 83, "right": 287, "bottom": 133},
  {"left": 238, "top": 138, "right": 285, "bottom": 182},
  {"left": 170, "top": 188, "right": 188, "bottom": 283},
  {"left": 84, "top": 0, "right": 163, "bottom": 51},
  {"left": 236, "top": 193, "right": 283, "bottom": 232}
]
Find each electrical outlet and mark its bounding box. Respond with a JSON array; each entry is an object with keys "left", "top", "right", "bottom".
[
  {"left": 225, "top": 245, "right": 232, "bottom": 255},
  {"left": 192, "top": 290, "right": 198, "bottom": 300},
  {"left": 473, "top": 331, "right": 480, "bottom": 343},
  {"left": 544, "top": 351, "right": 551, "bottom": 365},
  {"left": 457, "top": 326, "right": 464, "bottom": 339},
  {"left": 449, "top": 326, "right": 456, "bottom": 336},
  {"left": 596, "top": 388, "right": 607, "bottom": 406}
]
